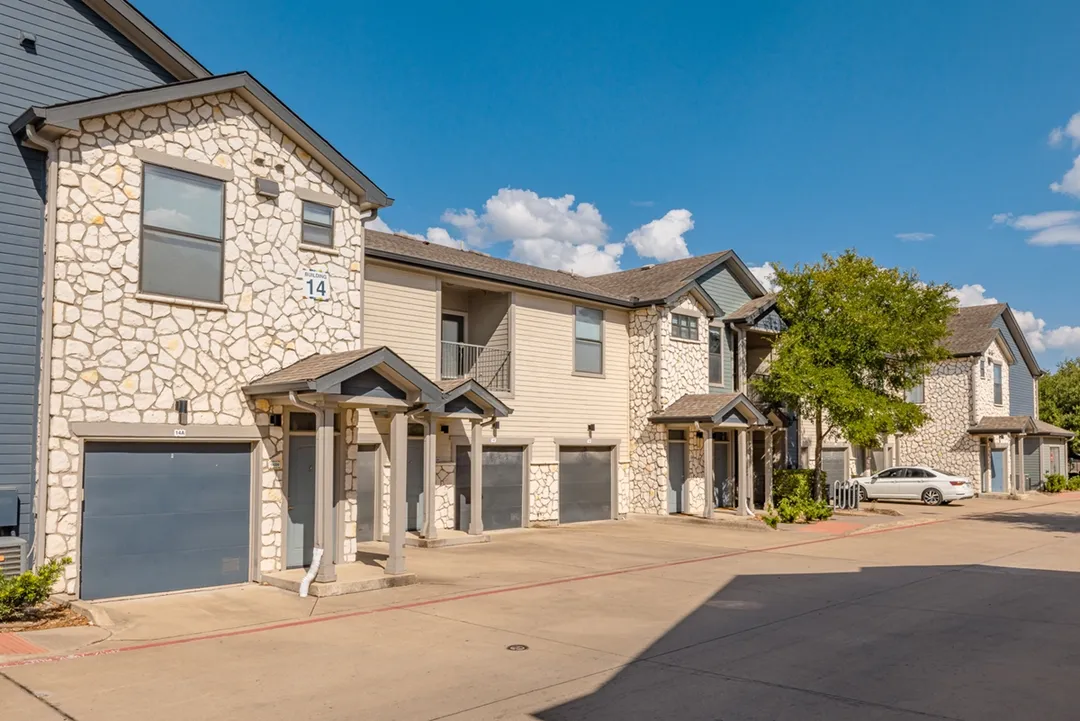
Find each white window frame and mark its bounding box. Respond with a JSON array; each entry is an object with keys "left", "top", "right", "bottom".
[
  {"left": 905, "top": 380, "right": 925, "bottom": 405},
  {"left": 708, "top": 325, "right": 725, "bottom": 386},
  {"left": 993, "top": 363, "right": 1003, "bottom": 406},
  {"left": 573, "top": 305, "right": 604, "bottom": 376}
]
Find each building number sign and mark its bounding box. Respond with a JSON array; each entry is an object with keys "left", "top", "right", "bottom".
[{"left": 300, "top": 269, "right": 330, "bottom": 301}]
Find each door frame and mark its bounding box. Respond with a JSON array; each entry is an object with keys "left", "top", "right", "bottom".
[
  {"left": 666, "top": 429, "right": 688, "bottom": 514},
  {"left": 441, "top": 310, "right": 469, "bottom": 344},
  {"left": 451, "top": 436, "right": 533, "bottom": 530},
  {"left": 554, "top": 438, "right": 621, "bottom": 523},
  {"left": 73, "top": 431, "right": 261, "bottom": 600},
  {"left": 355, "top": 432, "right": 388, "bottom": 544},
  {"left": 282, "top": 409, "right": 345, "bottom": 569},
  {"left": 711, "top": 430, "right": 734, "bottom": 508}
]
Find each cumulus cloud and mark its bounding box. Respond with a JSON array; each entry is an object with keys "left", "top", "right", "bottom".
[
  {"left": 950, "top": 283, "right": 1080, "bottom": 354},
  {"left": 625, "top": 209, "right": 694, "bottom": 262},
  {"left": 367, "top": 216, "right": 459, "bottom": 248},
  {"left": 993, "top": 210, "right": 1080, "bottom": 246},
  {"left": 749, "top": 262, "right": 779, "bottom": 292},
  {"left": 895, "top": 232, "right": 935, "bottom": 242},
  {"left": 1049, "top": 112, "right": 1080, "bottom": 148},
  {"left": 511, "top": 239, "right": 625, "bottom": 276}
]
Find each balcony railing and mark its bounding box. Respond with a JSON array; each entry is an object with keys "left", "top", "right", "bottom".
[{"left": 441, "top": 341, "right": 511, "bottom": 392}]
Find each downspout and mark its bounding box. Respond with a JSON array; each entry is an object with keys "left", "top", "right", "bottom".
[
  {"left": 356, "top": 207, "right": 378, "bottom": 349},
  {"left": 26, "top": 124, "right": 58, "bottom": 569},
  {"left": 288, "top": 391, "right": 323, "bottom": 598}
]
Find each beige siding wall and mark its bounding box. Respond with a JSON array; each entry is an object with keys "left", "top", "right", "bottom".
[
  {"left": 504, "top": 291, "right": 630, "bottom": 464},
  {"left": 363, "top": 263, "right": 438, "bottom": 377}
]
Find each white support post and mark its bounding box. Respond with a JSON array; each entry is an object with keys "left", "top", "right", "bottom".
[
  {"left": 737, "top": 429, "right": 753, "bottom": 516},
  {"left": 314, "top": 406, "right": 336, "bottom": 583},
  {"left": 423, "top": 418, "right": 438, "bottom": 539},
  {"left": 703, "top": 425, "right": 714, "bottom": 519},
  {"left": 469, "top": 419, "right": 484, "bottom": 535},
  {"left": 764, "top": 429, "right": 774, "bottom": 508},
  {"left": 386, "top": 411, "right": 408, "bottom": 574}
]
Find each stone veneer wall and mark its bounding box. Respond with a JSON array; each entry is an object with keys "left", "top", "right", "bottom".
[
  {"left": 530, "top": 464, "right": 559, "bottom": 522},
  {"left": 628, "top": 294, "right": 711, "bottom": 514},
  {"left": 45, "top": 92, "right": 372, "bottom": 592},
  {"left": 898, "top": 358, "right": 980, "bottom": 480}
]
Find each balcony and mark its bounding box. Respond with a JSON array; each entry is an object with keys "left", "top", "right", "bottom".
[
  {"left": 441, "top": 342, "right": 511, "bottom": 392},
  {"left": 439, "top": 282, "right": 512, "bottom": 393}
]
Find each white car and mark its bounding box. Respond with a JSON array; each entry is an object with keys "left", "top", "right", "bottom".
[{"left": 857, "top": 466, "right": 976, "bottom": 506}]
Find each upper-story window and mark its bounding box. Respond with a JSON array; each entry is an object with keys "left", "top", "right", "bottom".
[
  {"left": 302, "top": 201, "right": 334, "bottom": 247},
  {"left": 709, "top": 327, "right": 724, "bottom": 385},
  {"left": 671, "top": 313, "right": 699, "bottom": 341},
  {"left": 993, "top": 363, "right": 1003, "bottom": 405},
  {"left": 980, "top": 359, "right": 986, "bottom": 378},
  {"left": 905, "top": 380, "right": 925, "bottom": 404},
  {"left": 574, "top": 306, "right": 604, "bottom": 374},
  {"left": 141, "top": 164, "right": 225, "bottom": 302}
]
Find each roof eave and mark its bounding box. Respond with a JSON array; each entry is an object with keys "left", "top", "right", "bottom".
[{"left": 84, "top": 0, "right": 211, "bottom": 81}]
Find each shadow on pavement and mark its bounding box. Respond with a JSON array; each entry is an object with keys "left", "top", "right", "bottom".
[
  {"left": 969, "top": 511, "right": 1080, "bottom": 534},
  {"left": 536, "top": 563, "right": 1080, "bottom": 720}
]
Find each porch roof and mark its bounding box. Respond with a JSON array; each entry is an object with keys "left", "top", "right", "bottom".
[
  {"left": 1032, "top": 419, "right": 1075, "bottom": 439},
  {"left": 968, "top": 415, "right": 1037, "bottom": 435},
  {"left": 650, "top": 393, "right": 769, "bottom": 427},
  {"left": 724, "top": 294, "right": 777, "bottom": 324},
  {"left": 432, "top": 378, "right": 513, "bottom": 418}
]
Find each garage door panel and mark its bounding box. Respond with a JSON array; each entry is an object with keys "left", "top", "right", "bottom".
[
  {"left": 81, "top": 442, "right": 251, "bottom": 601},
  {"left": 559, "top": 447, "right": 613, "bottom": 524},
  {"left": 455, "top": 447, "right": 524, "bottom": 531}
]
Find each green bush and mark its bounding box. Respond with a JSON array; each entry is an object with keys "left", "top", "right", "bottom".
[
  {"left": 1068, "top": 476, "right": 1080, "bottom": 491},
  {"left": 1044, "top": 474, "right": 1068, "bottom": 493},
  {"left": 804, "top": 499, "right": 834, "bottom": 521},
  {"left": 0, "top": 557, "right": 71, "bottom": 621},
  {"left": 762, "top": 508, "right": 780, "bottom": 529},
  {"left": 772, "top": 469, "right": 817, "bottom": 505}
]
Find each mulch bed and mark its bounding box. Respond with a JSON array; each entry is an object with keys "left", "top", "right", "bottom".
[{"left": 0, "top": 601, "right": 91, "bottom": 633}]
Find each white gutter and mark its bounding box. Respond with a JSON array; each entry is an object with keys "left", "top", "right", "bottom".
[{"left": 25, "top": 125, "right": 58, "bottom": 569}]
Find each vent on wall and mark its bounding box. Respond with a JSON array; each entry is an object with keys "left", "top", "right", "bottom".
[{"left": 0, "top": 537, "right": 28, "bottom": 579}]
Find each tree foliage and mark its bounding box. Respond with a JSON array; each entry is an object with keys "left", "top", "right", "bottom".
[
  {"left": 756, "top": 251, "right": 956, "bottom": 496},
  {"left": 1039, "top": 358, "right": 1080, "bottom": 455}
]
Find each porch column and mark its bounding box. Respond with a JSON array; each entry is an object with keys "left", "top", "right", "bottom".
[
  {"left": 764, "top": 429, "right": 774, "bottom": 508},
  {"left": 737, "top": 428, "right": 752, "bottom": 516},
  {"left": 469, "top": 419, "right": 484, "bottom": 535},
  {"left": 1015, "top": 434, "right": 1025, "bottom": 494},
  {"left": 702, "top": 425, "right": 714, "bottom": 519},
  {"left": 386, "top": 411, "right": 408, "bottom": 574},
  {"left": 314, "top": 406, "right": 337, "bottom": 583},
  {"left": 423, "top": 418, "right": 438, "bottom": 539}
]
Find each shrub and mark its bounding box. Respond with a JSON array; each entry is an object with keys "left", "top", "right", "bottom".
[
  {"left": 772, "top": 469, "right": 816, "bottom": 506},
  {"left": 1068, "top": 476, "right": 1080, "bottom": 491},
  {"left": 0, "top": 557, "right": 71, "bottom": 622},
  {"left": 762, "top": 508, "right": 780, "bottom": 529},
  {"left": 804, "top": 499, "right": 834, "bottom": 521},
  {"left": 1044, "top": 474, "right": 1068, "bottom": 493}
]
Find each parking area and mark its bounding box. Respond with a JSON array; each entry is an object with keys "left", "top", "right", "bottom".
[{"left": 5, "top": 493, "right": 1080, "bottom": 720}]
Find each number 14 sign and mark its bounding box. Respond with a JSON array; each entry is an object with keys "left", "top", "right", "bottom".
[{"left": 300, "top": 269, "right": 330, "bottom": 301}]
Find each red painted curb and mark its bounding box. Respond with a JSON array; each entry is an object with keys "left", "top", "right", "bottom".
[{"left": 0, "top": 494, "right": 1072, "bottom": 670}]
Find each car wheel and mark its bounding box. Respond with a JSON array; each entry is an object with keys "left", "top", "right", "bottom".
[
  {"left": 922, "top": 488, "right": 944, "bottom": 506},
  {"left": 941, "top": 500, "right": 952, "bottom": 505},
  {"left": 858, "top": 484, "right": 870, "bottom": 503}
]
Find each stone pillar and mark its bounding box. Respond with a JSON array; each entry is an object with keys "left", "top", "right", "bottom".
[
  {"left": 469, "top": 419, "right": 484, "bottom": 535},
  {"left": 386, "top": 411, "right": 408, "bottom": 574},
  {"left": 314, "top": 406, "right": 336, "bottom": 583},
  {"left": 1015, "top": 434, "right": 1025, "bottom": 493},
  {"left": 764, "top": 429, "right": 774, "bottom": 508},
  {"left": 703, "top": 426, "right": 714, "bottom": 519},
  {"left": 737, "top": 429, "right": 752, "bottom": 516},
  {"left": 423, "top": 417, "right": 438, "bottom": 539},
  {"left": 737, "top": 329, "right": 747, "bottom": 391}
]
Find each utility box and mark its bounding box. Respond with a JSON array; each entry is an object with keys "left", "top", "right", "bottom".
[
  {"left": 0, "top": 537, "right": 28, "bottom": 578},
  {"left": 0, "top": 487, "right": 18, "bottom": 532}
]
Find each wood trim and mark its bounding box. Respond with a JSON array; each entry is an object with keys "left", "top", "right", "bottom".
[
  {"left": 295, "top": 186, "right": 342, "bottom": 207},
  {"left": 134, "top": 147, "right": 235, "bottom": 181},
  {"left": 70, "top": 422, "right": 262, "bottom": 440}
]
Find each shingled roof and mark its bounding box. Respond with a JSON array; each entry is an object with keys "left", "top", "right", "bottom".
[
  {"left": 943, "top": 304, "right": 1008, "bottom": 357},
  {"left": 725, "top": 294, "right": 777, "bottom": 323},
  {"left": 584, "top": 252, "right": 730, "bottom": 302}
]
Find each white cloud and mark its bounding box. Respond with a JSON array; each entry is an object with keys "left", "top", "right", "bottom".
[
  {"left": 1050, "top": 155, "right": 1080, "bottom": 197},
  {"left": 950, "top": 283, "right": 1080, "bottom": 354},
  {"left": 624, "top": 209, "right": 693, "bottom": 262},
  {"left": 993, "top": 209, "right": 1080, "bottom": 246},
  {"left": 895, "top": 232, "right": 935, "bottom": 242},
  {"left": 511, "top": 239, "right": 624, "bottom": 276},
  {"left": 749, "top": 262, "right": 779, "bottom": 292},
  {"left": 367, "top": 216, "right": 458, "bottom": 247},
  {"left": 1049, "top": 112, "right": 1080, "bottom": 147}
]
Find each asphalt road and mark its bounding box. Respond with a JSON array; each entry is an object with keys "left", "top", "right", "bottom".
[{"left": 5, "top": 498, "right": 1080, "bottom": 720}]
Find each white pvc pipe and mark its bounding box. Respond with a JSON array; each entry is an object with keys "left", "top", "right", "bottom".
[{"left": 298, "top": 547, "right": 323, "bottom": 598}]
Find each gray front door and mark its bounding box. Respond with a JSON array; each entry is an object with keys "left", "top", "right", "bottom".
[
  {"left": 991, "top": 449, "right": 1005, "bottom": 492},
  {"left": 455, "top": 446, "right": 525, "bottom": 531},
  {"left": 821, "top": 448, "right": 847, "bottom": 486},
  {"left": 558, "top": 446, "right": 613, "bottom": 523},
  {"left": 667, "top": 441, "right": 686, "bottom": 514},
  {"left": 406, "top": 438, "right": 425, "bottom": 531},
  {"left": 287, "top": 436, "right": 316, "bottom": 569},
  {"left": 355, "top": 444, "right": 380, "bottom": 543},
  {"left": 81, "top": 442, "right": 251, "bottom": 600},
  {"left": 752, "top": 433, "right": 767, "bottom": 508},
  {"left": 713, "top": 438, "right": 731, "bottom": 508}
]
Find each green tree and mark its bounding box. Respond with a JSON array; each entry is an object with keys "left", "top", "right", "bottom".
[
  {"left": 756, "top": 251, "right": 956, "bottom": 498},
  {"left": 1039, "top": 359, "right": 1080, "bottom": 455}
]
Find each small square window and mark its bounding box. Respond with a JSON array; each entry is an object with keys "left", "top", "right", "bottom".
[
  {"left": 906, "top": 381, "right": 924, "bottom": 404},
  {"left": 302, "top": 201, "right": 334, "bottom": 247},
  {"left": 671, "top": 313, "right": 699, "bottom": 340}
]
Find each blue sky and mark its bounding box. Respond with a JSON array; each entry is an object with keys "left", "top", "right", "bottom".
[{"left": 139, "top": 0, "right": 1080, "bottom": 366}]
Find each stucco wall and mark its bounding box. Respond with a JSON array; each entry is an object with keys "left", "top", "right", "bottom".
[{"left": 44, "top": 91, "right": 371, "bottom": 591}]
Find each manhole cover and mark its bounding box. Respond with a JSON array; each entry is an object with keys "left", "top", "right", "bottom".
[{"left": 506, "top": 644, "right": 529, "bottom": 651}]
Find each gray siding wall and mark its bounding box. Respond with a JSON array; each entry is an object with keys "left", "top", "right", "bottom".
[
  {"left": 991, "top": 314, "right": 1035, "bottom": 417},
  {"left": 698, "top": 264, "right": 752, "bottom": 393},
  {"left": 1023, "top": 438, "right": 1041, "bottom": 489},
  {"left": 0, "top": 0, "right": 176, "bottom": 542}
]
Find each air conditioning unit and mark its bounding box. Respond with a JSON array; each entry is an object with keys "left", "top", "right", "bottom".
[{"left": 0, "top": 537, "right": 28, "bottom": 579}]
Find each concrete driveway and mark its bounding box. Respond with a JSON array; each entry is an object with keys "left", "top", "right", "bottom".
[{"left": 4, "top": 494, "right": 1080, "bottom": 720}]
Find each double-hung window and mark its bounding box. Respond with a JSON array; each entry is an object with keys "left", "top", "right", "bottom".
[
  {"left": 905, "top": 380, "right": 924, "bottom": 404},
  {"left": 302, "top": 201, "right": 334, "bottom": 247},
  {"left": 671, "top": 313, "right": 698, "bottom": 340},
  {"left": 708, "top": 327, "right": 724, "bottom": 385},
  {"left": 993, "top": 363, "right": 1003, "bottom": 405},
  {"left": 141, "top": 164, "right": 225, "bottom": 303},
  {"left": 574, "top": 306, "right": 603, "bottom": 374}
]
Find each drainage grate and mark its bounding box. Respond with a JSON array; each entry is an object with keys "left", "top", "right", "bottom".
[{"left": 506, "top": 644, "right": 529, "bottom": 651}]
